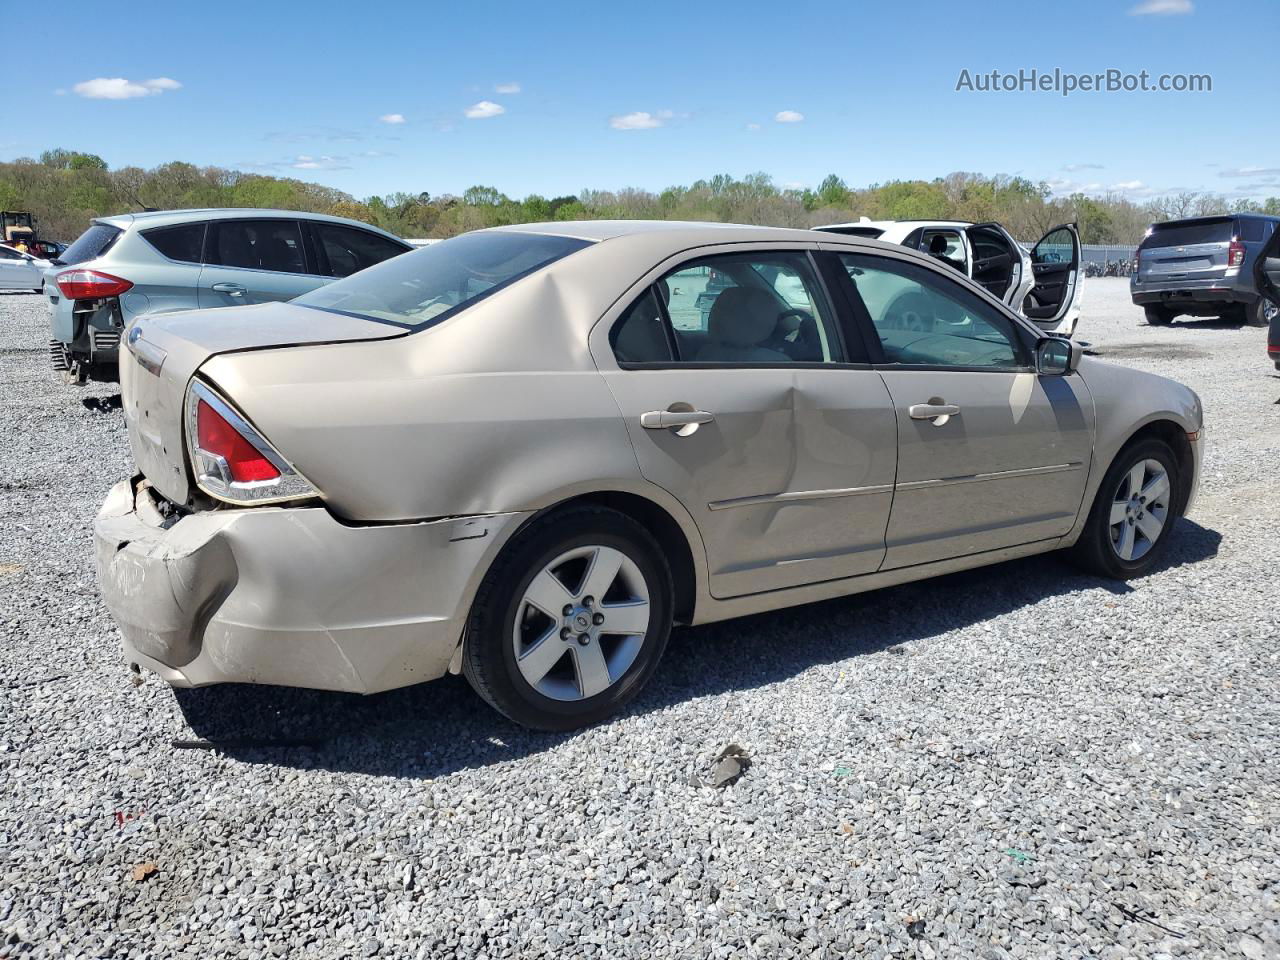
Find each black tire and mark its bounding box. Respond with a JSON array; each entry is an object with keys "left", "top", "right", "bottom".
[
  {"left": 1069, "top": 437, "right": 1180, "bottom": 580},
  {"left": 462, "top": 505, "right": 673, "bottom": 730},
  {"left": 1244, "top": 298, "right": 1273, "bottom": 328},
  {"left": 1143, "top": 305, "right": 1172, "bottom": 326},
  {"left": 32, "top": 287, "right": 42, "bottom": 294}
]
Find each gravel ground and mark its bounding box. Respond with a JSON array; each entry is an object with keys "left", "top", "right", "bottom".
[{"left": 2, "top": 279, "right": 1278, "bottom": 960}]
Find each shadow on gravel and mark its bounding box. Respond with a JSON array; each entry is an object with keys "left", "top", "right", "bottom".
[
  {"left": 172, "top": 518, "right": 1221, "bottom": 779},
  {"left": 81, "top": 394, "right": 122, "bottom": 412}
]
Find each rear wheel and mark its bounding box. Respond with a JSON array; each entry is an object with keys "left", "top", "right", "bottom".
[
  {"left": 1143, "top": 306, "right": 1172, "bottom": 326},
  {"left": 1245, "top": 298, "right": 1275, "bottom": 328},
  {"left": 1069, "top": 438, "right": 1180, "bottom": 580},
  {"left": 463, "top": 505, "right": 673, "bottom": 730}
]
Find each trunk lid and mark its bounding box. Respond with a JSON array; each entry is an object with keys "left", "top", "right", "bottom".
[
  {"left": 1137, "top": 217, "right": 1234, "bottom": 283},
  {"left": 122, "top": 301, "right": 406, "bottom": 505}
]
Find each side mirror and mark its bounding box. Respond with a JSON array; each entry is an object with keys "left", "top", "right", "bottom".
[{"left": 1036, "top": 336, "right": 1080, "bottom": 376}]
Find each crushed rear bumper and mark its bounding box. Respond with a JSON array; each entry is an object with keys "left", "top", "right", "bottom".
[{"left": 94, "top": 477, "right": 527, "bottom": 693}]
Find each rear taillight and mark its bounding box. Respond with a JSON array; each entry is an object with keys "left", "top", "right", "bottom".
[
  {"left": 184, "top": 380, "right": 317, "bottom": 504},
  {"left": 196, "top": 400, "right": 280, "bottom": 483},
  {"left": 1228, "top": 240, "right": 1245, "bottom": 268},
  {"left": 55, "top": 269, "right": 132, "bottom": 300}
]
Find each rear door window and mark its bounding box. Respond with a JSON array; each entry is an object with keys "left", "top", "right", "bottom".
[
  {"left": 208, "top": 220, "right": 307, "bottom": 273},
  {"left": 310, "top": 222, "right": 409, "bottom": 277},
  {"left": 60, "top": 223, "right": 123, "bottom": 265},
  {"left": 143, "top": 222, "right": 207, "bottom": 263},
  {"left": 1237, "top": 218, "right": 1265, "bottom": 243}
]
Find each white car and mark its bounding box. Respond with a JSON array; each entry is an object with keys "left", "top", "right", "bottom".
[
  {"left": 815, "top": 219, "right": 1083, "bottom": 336},
  {"left": 0, "top": 244, "right": 47, "bottom": 293}
]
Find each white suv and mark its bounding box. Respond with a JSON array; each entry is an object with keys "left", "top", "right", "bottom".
[{"left": 815, "top": 219, "right": 1083, "bottom": 336}]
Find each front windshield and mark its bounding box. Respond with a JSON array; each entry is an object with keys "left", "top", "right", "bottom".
[{"left": 293, "top": 230, "right": 591, "bottom": 328}]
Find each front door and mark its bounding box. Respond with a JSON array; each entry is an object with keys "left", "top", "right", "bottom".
[
  {"left": 1256, "top": 228, "right": 1280, "bottom": 365},
  {"left": 967, "top": 221, "right": 1034, "bottom": 308},
  {"left": 1024, "top": 223, "right": 1083, "bottom": 334},
  {"left": 197, "top": 219, "right": 323, "bottom": 307},
  {"left": 0, "top": 246, "right": 39, "bottom": 290},
  {"left": 829, "top": 249, "right": 1094, "bottom": 569},
  {"left": 595, "top": 246, "right": 898, "bottom": 599}
]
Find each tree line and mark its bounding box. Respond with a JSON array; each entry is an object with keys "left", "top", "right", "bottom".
[{"left": 3, "top": 149, "right": 1277, "bottom": 246}]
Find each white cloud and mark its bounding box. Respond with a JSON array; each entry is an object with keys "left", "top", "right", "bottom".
[
  {"left": 746, "top": 122, "right": 761, "bottom": 131},
  {"left": 774, "top": 110, "right": 804, "bottom": 123},
  {"left": 379, "top": 113, "right": 406, "bottom": 125},
  {"left": 1063, "top": 162, "right": 1104, "bottom": 172},
  {"left": 1219, "top": 166, "right": 1280, "bottom": 178},
  {"left": 1129, "top": 0, "right": 1192, "bottom": 14},
  {"left": 290, "top": 154, "right": 349, "bottom": 171},
  {"left": 1110, "top": 179, "right": 1146, "bottom": 191},
  {"left": 465, "top": 100, "right": 505, "bottom": 119},
  {"left": 494, "top": 82, "right": 521, "bottom": 94},
  {"left": 610, "top": 111, "right": 664, "bottom": 130},
  {"left": 72, "top": 77, "right": 182, "bottom": 100}
]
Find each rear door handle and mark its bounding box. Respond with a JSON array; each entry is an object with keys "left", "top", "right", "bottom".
[
  {"left": 641, "top": 409, "right": 714, "bottom": 430},
  {"left": 211, "top": 282, "right": 246, "bottom": 296},
  {"left": 908, "top": 402, "right": 960, "bottom": 426}
]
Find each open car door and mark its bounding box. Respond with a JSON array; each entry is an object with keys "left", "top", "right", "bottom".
[
  {"left": 966, "top": 222, "right": 1033, "bottom": 308},
  {"left": 1023, "top": 222, "right": 1082, "bottom": 336},
  {"left": 1255, "top": 227, "right": 1280, "bottom": 369}
]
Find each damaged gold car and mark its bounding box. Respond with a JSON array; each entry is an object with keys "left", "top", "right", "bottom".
[{"left": 97, "top": 222, "right": 1204, "bottom": 729}]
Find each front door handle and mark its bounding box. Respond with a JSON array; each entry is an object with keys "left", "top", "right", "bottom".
[
  {"left": 640, "top": 409, "right": 714, "bottom": 430},
  {"left": 211, "top": 282, "right": 246, "bottom": 297},
  {"left": 908, "top": 401, "right": 960, "bottom": 426}
]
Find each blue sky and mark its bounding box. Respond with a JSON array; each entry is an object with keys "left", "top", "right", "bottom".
[{"left": 7, "top": 0, "right": 1278, "bottom": 202}]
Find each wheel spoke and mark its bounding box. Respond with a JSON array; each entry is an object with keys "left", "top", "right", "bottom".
[
  {"left": 1127, "top": 462, "right": 1146, "bottom": 499},
  {"left": 600, "top": 600, "right": 649, "bottom": 636},
  {"left": 1141, "top": 471, "right": 1169, "bottom": 505},
  {"left": 572, "top": 641, "right": 613, "bottom": 698},
  {"left": 1116, "top": 521, "right": 1136, "bottom": 561},
  {"left": 523, "top": 569, "right": 574, "bottom": 617},
  {"left": 579, "top": 547, "right": 624, "bottom": 602},
  {"left": 1109, "top": 501, "right": 1129, "bottom": 526},
  {"left": 1136, "top": 511, "right": 1164, "bottom": 544},
  {"left": 516, "top": 629, "right": 567, "bottom": 686}
]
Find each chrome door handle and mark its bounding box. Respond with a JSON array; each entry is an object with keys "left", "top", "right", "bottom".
[
  {"left": 211, "top": 282, "right": 246, "bottom": 296},
  {"left": 641, "top": 409, "right": 714, "bottom": 430},
  {"left": 908, "top": 402, "right": 960, "bottom": 426}
]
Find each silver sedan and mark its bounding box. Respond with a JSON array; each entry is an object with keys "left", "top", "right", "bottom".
[{"left": 97, "top": 222, "right": 1203, "bottom": 729}]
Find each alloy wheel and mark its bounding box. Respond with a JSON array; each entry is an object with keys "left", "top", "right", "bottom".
[
  {"left": 511, "top": 545, "right": 650, "bottom": 701},
  {"left": 1108, "top": 458, "right": 1171, "bottom": 562}
]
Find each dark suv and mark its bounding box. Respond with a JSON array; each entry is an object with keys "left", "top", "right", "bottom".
[{"left": 1131, "top": 213, "right": 1279, "bottom": 327}]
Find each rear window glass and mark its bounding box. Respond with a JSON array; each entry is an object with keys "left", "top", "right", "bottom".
[
  {"left": 1142, "top": 219, "right": 1232, "bottom": 249},
  {"left": 293, "top": 231, "right": 591, "bottom": 329},
  {"left": 60, "top": 223, "right": 122, "bottom": 265},
  {"left": 818, "top": 226, "right": 885, "bottom": 240},
  {"left": 143, "top": 222, "right": 206, "bottom": 263}
]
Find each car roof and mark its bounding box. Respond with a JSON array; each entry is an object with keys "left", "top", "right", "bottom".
[
  {"left": 92, "top": 208, "right": 407, "bottom": 242},
  {"left": 816, "top": 219, "right": 974, "bottom": 231},
  {"left": 488, "top": 219, "right": 862, "bottom": 245}
]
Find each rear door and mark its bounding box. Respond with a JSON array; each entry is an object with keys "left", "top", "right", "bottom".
[
  {"left": 966, "top": 222, "right": 1033, "bottom": 307},
  {"left": 198, "top": 219, "right": 322, "bottom": 306},
  {"left": 594, "top": 244, "right": 898, "bottom": 598},
  {"left": 1024, "top": 223, "right": 1082, "bottom": 331},
  {"left": 1136, "top": 217, "right": 1234, "bottom": 284}
]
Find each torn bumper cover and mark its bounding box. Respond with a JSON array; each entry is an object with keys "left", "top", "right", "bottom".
[{"left": 93, "top": 478, "right": 528, "bottom": 694}]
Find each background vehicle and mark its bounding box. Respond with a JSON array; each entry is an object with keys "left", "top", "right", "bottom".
[
  {"left": 815, "top": 219, "right": 1083, "bottom": 336},
  {"left": 0, "top": 243, "right": 46, "bottom": 292},
  {"left": 1255, "top": 229, "right": 1280, "bottom": 369},
  {"left": 1131, "top": 213, "right": 1279, "bottom": 327},
  {"left": 97, "top": 222, "right": 1201, "bottom": 731},
  {"left": 1, "top": 211, "right": 37, "bottom": 246},
  {"left": 47, "top": 208, "right": 411, "bottom": 384},
  {"left": 28, "top": 239, "right": 66, "bottom": 260}
]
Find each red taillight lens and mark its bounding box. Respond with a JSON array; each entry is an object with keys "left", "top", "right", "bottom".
[
  {"left": 195, "top": 399, "right": 280, "bottom": 483},
  {"left": 1228, "top": 240, "right": 1245, "bottom": 268},
  {"left": 55, "top": 269, "right": 133, "bottom": 300}
]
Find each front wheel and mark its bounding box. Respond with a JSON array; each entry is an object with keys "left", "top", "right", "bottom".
[
  {"left": 1069, "top": 438, "right": 1180, "bottom": 580},
  {"left": 463, "top": 505, "right": 673, "bottom": 730}
]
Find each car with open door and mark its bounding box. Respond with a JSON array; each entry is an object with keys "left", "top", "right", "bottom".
[
  {"left": 814, "top": 219, "right": 1083, "bottom": 336},
  {"left": 96, "top": 221, "right": 1200, "bottom": 731},
  {"left": 1255, "top": 228, "right": 1280, "bottom": 369}
]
